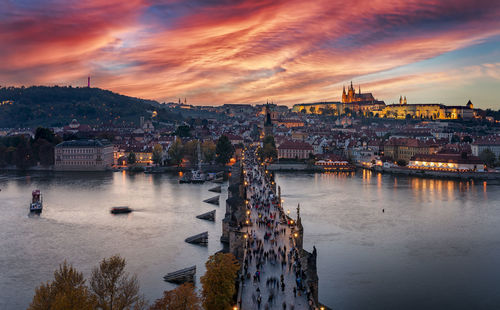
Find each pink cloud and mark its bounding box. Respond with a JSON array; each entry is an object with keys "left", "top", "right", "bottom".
[{"left": 1, "top": 0, "right": 499, "bottom": 106}]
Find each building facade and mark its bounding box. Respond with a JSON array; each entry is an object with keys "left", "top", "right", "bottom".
[
  {"left": 408, "top": 154, "right": 484, "bottom": 172},
  {"left": 277, "top": 140, "right": 314, "bottom": 159},
  {"left": 374, "top": 100, "right": 476, "bottom": 120},
  {"left": 471, "top": 139, "right": 500, "bottom": 158},
  {"left": 383, "top": 138, "right": 439, "bottom": 162},
  {"left": 55, "top": 140, "right": 113, "bottom": 171}
]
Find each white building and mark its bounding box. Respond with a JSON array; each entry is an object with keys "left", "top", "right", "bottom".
[{"left": 55, "top": 140, "right": 114, "bottom": 171}]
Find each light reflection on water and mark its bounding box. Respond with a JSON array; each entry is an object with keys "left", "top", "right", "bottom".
[
  {"left": 0, "top": 172, "right": 224, "bottom": 310},
  {"left": 1, "top": 170, "right": 499, "bottom": 310},
  {"left": 276, "top": 171, "right": 500, "bottom": 310}
]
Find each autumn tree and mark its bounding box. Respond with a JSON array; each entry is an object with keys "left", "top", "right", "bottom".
[
  {"left": 168, "top": 138, "right": 184, "bottom": 166},
  {"left": 28, "top": 261, "right": 95, "bottom": 310},
  {"left": 201, "top": 253, "right": 239, "bottom": 310},
  {"left": 89, "top": 255, "right": 145, "bottom": 310},
  {"left": 183, "top": 140, "right": 199, "bottom": 161},
  {"left": 149, "top": 283, "right": 200, "bottom": 310},
  {"left": 152, "top": 144, "right": 163, "bottom": 165},
  {"left": 201, "top": 140, "right": 216, "bottom": 163},
  {"left": 215, "top": 135, "right": 234, "bottom": 165}
]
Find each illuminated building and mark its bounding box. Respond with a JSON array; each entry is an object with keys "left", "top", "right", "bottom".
[
  {"left": 383, "top": 138, "right": 439, "bottom": 162},
  {"left": 292, "top": 84, "right": 481, "bottom": 120},
  {"left": 55, "top": 139, "right": 113, "bottom": 171},
  {"left": 408, "top": 154, "right": 484, "bottom": 172},
  {"left": 374, "top": 99, "right": 476, "bottom": 120}
]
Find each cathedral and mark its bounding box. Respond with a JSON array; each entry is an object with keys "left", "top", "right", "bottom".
[{"left": 342, "top": 81, "right": 376, "bottom": 104}]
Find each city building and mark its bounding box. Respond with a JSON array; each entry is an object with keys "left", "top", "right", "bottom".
[
  {"left": 383, "top": 138, "right": 439, "bottom": 162},
  {"left": 471, "top": 138, "right": 500, "bottom": 158},
  {"left": 55, "top": 139, "right": 113, "bottom": 171},
  {"left": 277, "top": 140, "right": 314, "bottom": 159},
  {"left": 374, "top": 100, "right": 476, "bottom": 120},
  {"left": 408, "top": 154, "right": 484, "bottom": 172}
]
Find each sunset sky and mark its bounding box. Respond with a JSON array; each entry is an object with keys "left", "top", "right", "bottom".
[{"left": 1, "top": 0, "right": 499, "bottom": 108}]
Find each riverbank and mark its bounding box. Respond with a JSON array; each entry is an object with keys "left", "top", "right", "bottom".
[
  {"left": 268, "top": 162, "right": 355, "bottom": 172},
  {"left": 359, "top": 164, "right": 500, "bottom": 180},
  {"left": 0, "top": 164, "right": 229, "bottom": 173}
]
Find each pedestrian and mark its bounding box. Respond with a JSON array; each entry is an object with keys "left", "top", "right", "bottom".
[{"left": 293, "top": 286, "right": 297, "bottom": 297}]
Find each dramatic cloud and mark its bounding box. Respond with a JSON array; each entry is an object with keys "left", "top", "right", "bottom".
[{"left": 1, "top": 0, "right": 499, "bottom": 107}]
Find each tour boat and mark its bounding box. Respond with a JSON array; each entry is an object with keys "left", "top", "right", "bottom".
[
  {"left": 110, "top": 206, "right": 133, "bottom": 214},
  {"left": 29, "top": 190, "right": 43, "bottom": 213}
]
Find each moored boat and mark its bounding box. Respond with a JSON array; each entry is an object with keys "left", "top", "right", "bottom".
[
  {"left": 110, "top": 206, "right": 133, "bottom": 214},
  {"left": 30, "top": 190, "right": 43, "bottom": 213}
]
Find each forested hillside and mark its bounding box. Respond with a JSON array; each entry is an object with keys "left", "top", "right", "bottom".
[{"left": 0, "top": 86, "right": 179, "bottom": 127}]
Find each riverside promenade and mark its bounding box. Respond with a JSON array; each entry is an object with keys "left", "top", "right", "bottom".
[{"left": 232, "top": 148, "right": 320, "bottom": 310}]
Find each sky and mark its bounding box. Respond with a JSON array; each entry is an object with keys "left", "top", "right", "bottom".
[{"left": 1, "top": 0, "right": 499, "bottom": 108}]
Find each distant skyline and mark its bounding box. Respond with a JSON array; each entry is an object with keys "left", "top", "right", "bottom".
[{"left": 1, "top": 0, "right": 499, "bottom": 108}]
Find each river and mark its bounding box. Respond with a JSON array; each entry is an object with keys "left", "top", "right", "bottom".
[{"left": 0, "top": 170, "right": 499, "bottom": 309}]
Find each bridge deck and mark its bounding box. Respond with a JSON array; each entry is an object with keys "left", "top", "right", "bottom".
[{"left": 239, "top": 163, "right": 311, "bottom": 310}]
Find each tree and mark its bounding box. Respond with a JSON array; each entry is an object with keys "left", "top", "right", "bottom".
[
  {"left": 201, "top": 253, "right": 239, "bottom": 310},
  {"left": 309, "top": 106, "right": 316, "bottom": 114},
  {"left": 14, "top": 137, "right": 35, "bottom": 169},
  {"left": 183, "top": 140, "right": 199, "bottom": 161},
  {"left": 149, "top": 283, "right": 200, "bottom": 310},
  {"left": 462, "top": 136, "right": 473, "bottom": 143},
  {"left": 128, "top": 152, "right": 137, "bottom": 165},
  {"left": 201, "top": 140, "right": 216, "bottom": 163},
  {"left": 215, "top": 135, "right": 234, "bottom": 165},
  {"left": 479, "top": 149, "right": 496, "bottom": 167},
  {"left": 258, "top": 135, "right": 277, "bottom": 161},
  {"left": 35, "top": 127, "right": 57, "bottom": 143},
  {"left": 152, "top": 144, "right": 163, "bottom": 165},
  {"left": 451, "top": 135, "right": 460, "bottom": 143},
  {"left": 90, "top": 255, "right": 145, "bottom": 310},
  {"left": 396, "top": 159, "right": 408, "bottom": 167},
  {"left": 174, "top": 125, "right": 191, "bottom": 138},
  {"left": 168, "top": 138, "right": 184, "bottom": 166},
  {"left": 28, "top": 261, "right": 96, "bottom": 310},
  {"left": 39, "top": 141, "right": 55, "bottom": 166}
]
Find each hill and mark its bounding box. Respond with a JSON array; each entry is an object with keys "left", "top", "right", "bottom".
[{"left": 0, "top": 86, "right": 181, "bottom": 127}]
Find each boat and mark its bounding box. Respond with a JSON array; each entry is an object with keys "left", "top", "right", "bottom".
[
  {"left": 29, "top": 190, "right": 43, "bottom": 213},
  {"left": 110, "top": 206, "right": 133, "bottom": 214}
]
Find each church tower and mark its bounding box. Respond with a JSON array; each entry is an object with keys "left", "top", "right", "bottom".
[
  {"left": 347, "top": 81, "right": 355, "bottom": 103},
  {"left": 263, "top": 101, "right": 273, "bottom": 137},
  {"left": 342, "top": 85, "right": 347, "bottom": 103}
]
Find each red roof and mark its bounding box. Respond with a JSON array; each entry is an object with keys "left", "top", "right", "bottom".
[{"left": 278, "top": 140, "right": 313, "bottom": 150}]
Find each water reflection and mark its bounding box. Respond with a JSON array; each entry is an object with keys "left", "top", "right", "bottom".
[
  {"left": 0, "top": 171, "right": 224, "bottom": 310},
  {"left": 275, "top": 170, "right": 500, "bottom": 310}
]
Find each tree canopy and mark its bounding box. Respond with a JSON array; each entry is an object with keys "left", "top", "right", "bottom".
[
  {"left": 215, "top": 135, "right": 234, "bottom": 165},
  {"left": 201, "top": 253, "right": 239, "bottom": 310},
  {"left": 90, "top": 255, "right": 145, "bottom": 310},
  {"left": 0, "top": 86, "right": 178, "bottom": 127},
  {"left": 149, "top": 283, "right": 200, "bottom": 310}
]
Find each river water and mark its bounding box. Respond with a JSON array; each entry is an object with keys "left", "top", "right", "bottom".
[
  {"left": 276, "top": 170, "right": 500, "bottom": 310},
  {"left": 0, "top": 170, "right": 499, "bottom": 309}
]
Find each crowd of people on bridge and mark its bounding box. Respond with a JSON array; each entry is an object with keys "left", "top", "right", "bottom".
[{"left": 238, "top": 148, "right": 318, "bottom": 310}]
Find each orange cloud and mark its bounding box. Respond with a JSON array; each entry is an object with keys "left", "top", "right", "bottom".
[{"left": 1, "top": 0, "right": 499, "bottom": 107}]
